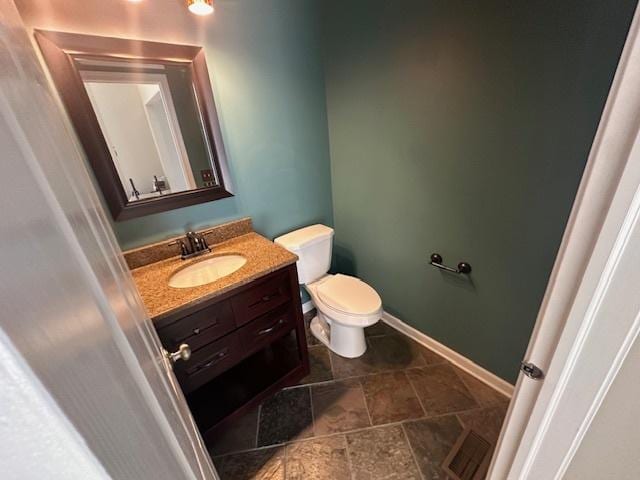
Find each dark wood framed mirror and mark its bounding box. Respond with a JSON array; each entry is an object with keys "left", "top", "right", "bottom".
[{"left": 35, "top": 30, "right": 233, "bottom": 221}]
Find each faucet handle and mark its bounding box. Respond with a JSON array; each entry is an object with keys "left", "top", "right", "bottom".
[
  {"left": 187, "top": 231, "right": 209, "bottom": 251},
  {"left": 168, "top": 239, "right": 189, "bottom": 257}
]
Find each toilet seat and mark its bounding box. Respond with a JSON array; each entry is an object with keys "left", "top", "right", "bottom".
[{"left": 317, "top": 274, "right": 382, "bottom": 316}]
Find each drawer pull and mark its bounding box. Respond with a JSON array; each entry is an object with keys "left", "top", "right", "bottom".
[
  {"left": 257, "top": 318, "right": 285, "bottom": 336},
  {"left": 202, "top": 351, "right": 228, "bottom": 369},
  {"left": 250, "top": 292, "right": 279, "bottom": 308},
  {"left": 190, "top": 349, "right": 229, "bottom": 374},
  {"left": 172, "top": 318, "right": 218, "bottom": 343}
]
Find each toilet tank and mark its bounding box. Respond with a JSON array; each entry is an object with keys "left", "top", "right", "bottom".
[{"left": 274, "top": 225, "right": 334, "bottom": 284}]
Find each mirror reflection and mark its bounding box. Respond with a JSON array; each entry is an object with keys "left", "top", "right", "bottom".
[{"left": 78, "top": 58, "right": 218, "bottom": 201}]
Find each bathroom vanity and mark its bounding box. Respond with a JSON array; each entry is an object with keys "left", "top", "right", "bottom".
[{"left": 126, "top": 219, "right": 309, "bottom": 443}]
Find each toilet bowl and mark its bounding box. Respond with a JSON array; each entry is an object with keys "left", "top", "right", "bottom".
[
  {"left": 306, "top": 274, "right": 382, "bottom": 357},
  {"left": 274, "top": 225, "right": 383, "bottom": 358}
]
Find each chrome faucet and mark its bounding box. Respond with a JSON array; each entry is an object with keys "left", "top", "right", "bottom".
[
  {"left": 169, "top": 231, "right": 211, "bottom": 260},
  {"left": 152, "top": 175, "right": 167, "bottom": 195}
]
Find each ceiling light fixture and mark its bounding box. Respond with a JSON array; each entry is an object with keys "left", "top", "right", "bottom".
[{"left": 187, "top": 0, "right": 214, "bottom": 16}]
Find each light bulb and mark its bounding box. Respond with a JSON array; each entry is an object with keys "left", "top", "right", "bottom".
[{"left": 187, "top": 0, "right": 214, "bottom": 16}]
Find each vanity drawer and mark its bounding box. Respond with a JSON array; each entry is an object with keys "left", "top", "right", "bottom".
[
  {"left": 231, "top": 270, "right": 292, "bottom": 326},
  {"left": 239, "top": 305, "right": 296, "bottom": 356},
  {"left": 175, "top": 332, "right": 241, "bottom": 393},
  {"left": 157, "top": 301, "right": 235, "bottom": 352}
]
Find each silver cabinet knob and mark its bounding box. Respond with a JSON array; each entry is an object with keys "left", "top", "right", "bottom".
[{"left": 165, "top": 343, "right": 191, "bottom": 363}]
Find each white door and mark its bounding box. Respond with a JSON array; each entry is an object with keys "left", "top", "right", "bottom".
[
  {"left": 144, "top": 90, "right": 194, "bottom": 192},
  {"left": 489, "top": 5, "right": 640, "bottom": 479},
  {"left": 0, "top": 2, "right": 217, "bottom": 478}
]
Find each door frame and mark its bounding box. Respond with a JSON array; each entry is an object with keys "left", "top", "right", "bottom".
[{"left": 489, "top": 4, "right": 640, "bottom": 478}]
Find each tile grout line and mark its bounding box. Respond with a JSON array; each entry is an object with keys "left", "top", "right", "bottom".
[
  {"left": 308, "top": 383, "right": 317, "bottom": 440},
  {"left": 213, "top": 441, "right": 287, "bottom": 459},
  {"left": 401, "top": 422, "right": 425, "bottom": 480},
  {"left": 283, "top": 437, "right": 288, "bottom": 480},
  {"left": 359, "top": 380, "right": 374, "bottom": 428},
  {"left": 450, "top": 364, "right": 508, "bottom": 407},
  {"left": 343, "top": 433, "right": 356, "bottom": 480},
  {"left": 288, "top": 367, "right": 416, "bottom": 390},
  {"left": 454, "top": 412, "right": 466, "bottom": 430},
  {"left": 405, "top": 370, "right": 428, "bottom": 418},
  {"left": 449, "top": 365, "right": 482, "bottom": 406}
]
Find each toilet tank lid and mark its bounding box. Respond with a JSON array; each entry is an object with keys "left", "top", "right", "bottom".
[{"left": 274, "top": 224, "right": 334, "bottom": 251}]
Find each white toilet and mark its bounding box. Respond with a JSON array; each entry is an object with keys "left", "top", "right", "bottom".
[{"left": 275, "top": 225, "right": 382, "bottom": 358}]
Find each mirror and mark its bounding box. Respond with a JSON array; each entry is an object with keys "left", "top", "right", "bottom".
[
  {"left": 80, "top": 59, "right": 216, "bottom": 201},
  {"left": 35, "top": 30, "right": 233, "bottom": 221}
]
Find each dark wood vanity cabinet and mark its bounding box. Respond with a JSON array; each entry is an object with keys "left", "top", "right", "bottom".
[{"left": 155, "top": 264, "right": 309, "bottom": 443}]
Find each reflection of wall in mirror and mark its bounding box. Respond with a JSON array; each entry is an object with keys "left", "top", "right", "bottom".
[
  {"left": 165, "top": 66, "right": 213, "bottom": 188},
  {"left": 85, "top": 82, "right": 166, "bottom": 197}
]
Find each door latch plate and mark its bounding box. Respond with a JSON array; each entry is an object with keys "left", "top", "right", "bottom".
[{"left": 520, "top": 361, "right": 544, "bottom": 380}]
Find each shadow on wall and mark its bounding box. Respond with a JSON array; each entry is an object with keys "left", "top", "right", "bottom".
[
  {"left": 438, "top": 270, "right": 477, "bottom": 293},
  {"left": 332, "top": 243, "right": 357, "bottom": 277}
]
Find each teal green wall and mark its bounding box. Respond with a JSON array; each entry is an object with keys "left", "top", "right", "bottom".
[
  {"left": 114, "top": 0, "right": 332, "bottom": 249},
  {"left": 322, "top": 0, "right": 636, "bottom": 382}
]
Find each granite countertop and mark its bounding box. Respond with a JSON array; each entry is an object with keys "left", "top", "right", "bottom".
[{"left": 131, "top": 232, "right": 298, "bottom": 321}]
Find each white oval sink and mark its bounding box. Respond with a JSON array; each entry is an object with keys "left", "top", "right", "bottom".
[{"left": 168, "top": 255, "right": 247, "bottom": 289}]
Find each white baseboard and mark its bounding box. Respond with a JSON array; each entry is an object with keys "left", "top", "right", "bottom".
[
  {"left": 382, "top": 311, "right": 514, "bottom": 398},
  {"left": 302, "top": 300, "right": 315, "bottom": 314}
]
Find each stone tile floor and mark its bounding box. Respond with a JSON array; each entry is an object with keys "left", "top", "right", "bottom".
[{"left": 210, "top": 310, "right": 510, "bottom": 479}]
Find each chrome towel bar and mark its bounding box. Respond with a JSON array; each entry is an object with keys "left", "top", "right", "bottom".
[{"left": 429, "top": 253, "right": 472, "bottom": 275}]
